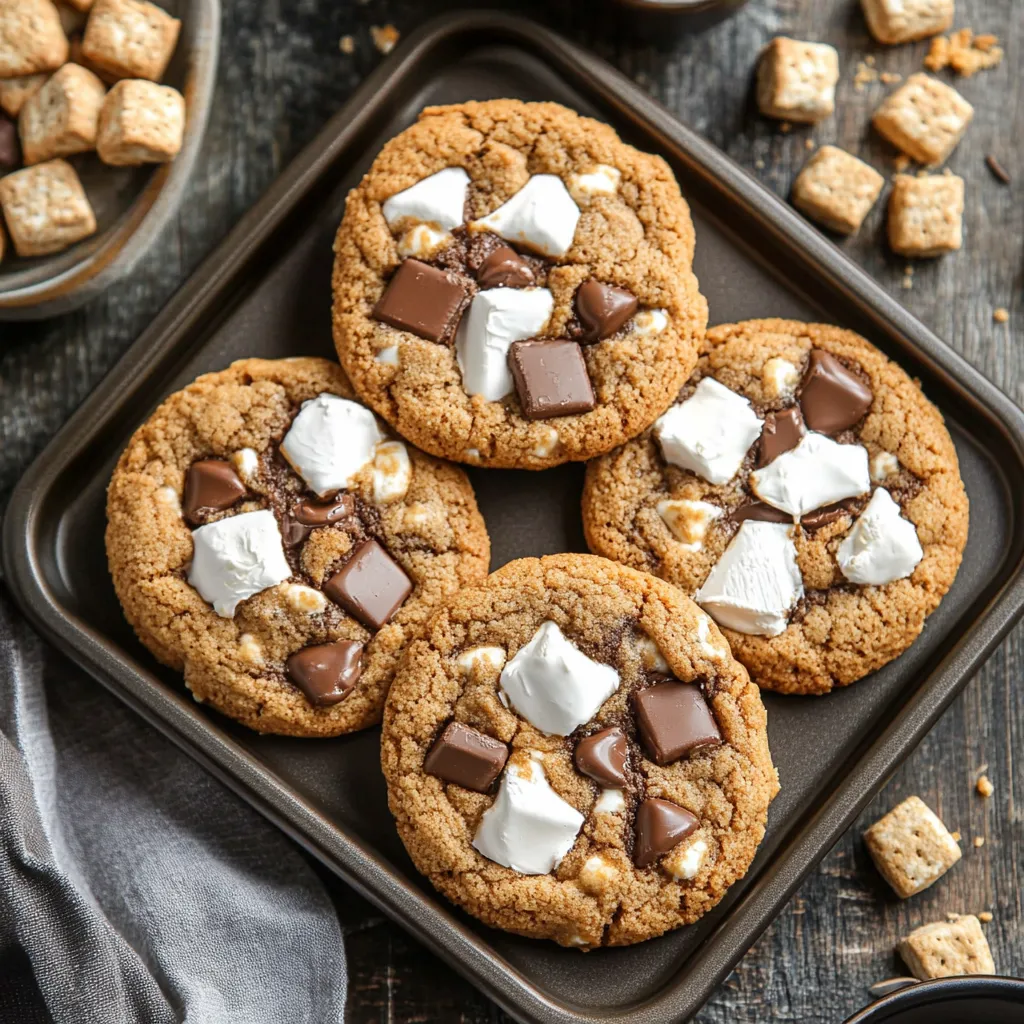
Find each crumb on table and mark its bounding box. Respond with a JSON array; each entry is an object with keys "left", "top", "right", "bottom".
[
  {"left": 993, "top": 309, "right": 1010, "bottom": 325},
  {"left": 926, "top": 29, "right": 1004, "bottom": 77},
  {"left": 370, "top": 24, "right": 400, "bottom": 55}
]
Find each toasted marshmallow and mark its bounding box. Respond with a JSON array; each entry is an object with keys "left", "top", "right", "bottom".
[
  {"left": 397, "top": 223, "right": 451, "bottom": 259},
  {"left": 636, "top": 634, "right": 669, "bottom": 673},
  {"left": 499, "top": 621, "right": 620, "bottom": 736},
  {"left": 633, "top": 308, "right": 668, "bottom": 336},
  {"left": 372, "top": 440, "right": 412, "bottom": 503},
  {"left": 871, "top": 450, "right": 900, "bottom": 483},
  {"left": 837, "top": 487, "right": 923, "bottom": 586},
  {"left": 664, "top": 838, "right": 708, "bottom": 881},
  {"left": 456, "top": 646, "right": 507, "bottom": 676},
  {"left": 695, "top": 521, "right": 803, "bottom": 636},
  {"left": 188, "top": 510, "right": 291, "bottom": 618},
  {"left": 571, "top": 164, "right": 621, "bottom": 195},
  {"left": 455, "top": 287, "right": 554, "bottom": 400},
  {"left": 280, "top": 394, "right": 383, "bottom": 497},
  {"left": 761, "top": 357, "right": 800, "bottom": 400},
  {"left": 657, "top": 498, "right": 723, "bottom": 550},
  {"left": 655, "top": 378, "right": 763, "bottom": 485},
  {"left": 472, "top": 759, "right": 584, "bottom": 874},
  {"left": 231, "top": 447, "right": 260, "bottom": 484},
  {"left": 750, "top": 432, "right": 870, "bottom": 517},
  {"left": 472, "top": 174, "right": 580, "bottom": 257},
  {"left": 381, "top": 166, "right": 469, "bottom": 232}
]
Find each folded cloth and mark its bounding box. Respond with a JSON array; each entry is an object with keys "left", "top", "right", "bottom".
[{"left": 0, "top": 587, "right": 347, "bottom": 1024}]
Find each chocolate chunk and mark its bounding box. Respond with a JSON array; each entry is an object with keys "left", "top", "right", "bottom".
[
  {"left": 372, "top": 258, "right": 468, "bottom": 343},
  {"left": 799, "top": 350, "right": 873, "bottom": 434},
  {"left": 286, "top": 639, "right": 363, "bottom": 706},
  {"left": 509, "top": 339, "right": 595, "bottom": 420},
  {"left": 182, "top": 459, "right": 246, "bottom": 524},
  {"left": 758, "top": 407, "right": 805, "bottom": 466},
  {"left": 633, "top": 798, "right": 699, "bottom": 868},
  {"left": 575, "top": 280, "right": 638, "bottom": 342},
  {"left": 424, "top": 721, "right": 509, "bottom": 792},
  {"left": 0, "top": 116, "right": 20, "bottom": 170},
  {"left": 634, "top": 681, "right": 722, "bottom": 766},
  {"left": 282, "top": 494, "right": 355, "bottom": 548},
  {"left": 323, "top": 539, "right": 412, "bottom": 630},
  {"left": 801, "top": 499, "right": 856, "bottom": 531},
  {"left": 729, "top": 501, "right": 792, "bottom": 524},
  {"left": 476, "top": 245, "right": 535, "bottom": 289},
  {"left": 575, "top": 727, "right": 628, "bottom": 788}
]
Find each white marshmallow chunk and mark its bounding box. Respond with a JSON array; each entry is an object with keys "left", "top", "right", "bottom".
[
  {"left": 871, "top": 450, "right": 900, "bottom": 483},
  {"left": 188, "top": 510, "right": 291, "bottom": 618},
  {"left": 761, "top": 357, "right": 800, "bottom": 401},
  {"left": 750, "top": 432, "right": 870, "bottom": 517},
  {"left": 657, "top": 498, "right": 723, "bottom": 551},
  {"left": 499, "top": 621, "right": 620, "bottom": 736},
  {"left": 636, "top": 634, "right": 669, "bottom": 673},
  {"left": 472, "top": 174, "right": 580, "bottom": 257},
  {"left": 372, "top": 440, "right": 412, "bottom": 503},
  {"left": 231, "top": 447, "right": 259, "bottom": 484},
  {"left": 457, "top": 646, "right": 507, "bottom": 675},
  {"left": 571, "top": 164, "right": 621, "bottom": 195},
  {"left": 594, "top": 788, "right": 626, "bottom": 814},
  {"left": 455, "top": 287, "right": 554, "bottom": 401},
  {"left": 633, "top": 308, "right": 668, "bottom": 336},
  {"left": 280, "top": 394, "right": 383, "bottom": 497},
  {"left": 375, "top": 344, "right": 400, "bottom": 366},
  {"left": 665, "top": 838, "right": 708, "bottom": 881},
  {"left": 472, "top": 759, "right": 584, "bottom": 875},
  {"left": 837, "top": 488, "right": 923, "bottom": 586},
  {"left": 655, "top": 378, "right": 763, "bottom": 485},
  {"left": 695, "top": 521, "right": 803, "bottom": 636},
  {"left": 381, "top": 166, "right": 469, "bottom": 232},
  {"left": 397, "top": 223, "right": 451, "bottom": 259}
]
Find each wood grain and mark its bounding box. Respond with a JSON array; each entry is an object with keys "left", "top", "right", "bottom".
[{"left": 0, "top": 1, "right": 1019, "bottom": 1021}]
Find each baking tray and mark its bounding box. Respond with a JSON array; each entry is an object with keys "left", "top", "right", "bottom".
[{"left": 5, "top": 13, "right": 1024, "bottom": 1024}]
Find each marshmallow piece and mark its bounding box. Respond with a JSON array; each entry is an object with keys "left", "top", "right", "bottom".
[
  {"left": 695, "top": 521, "right": 803, "bottom": 636},
  {"left": 472, "top": 174, "right": 580, "bottom": 257},
  {"left": 633, "top": 308, "right": 668, "bottom": 336},
  {"left": 655, "top": 378, "right": 763, "bottom": 485},
  {"left": 750, "top": 432, "right": 870, "bottom": 517},
  {"left": 472, "top": 759, "right": 584, "bottom": 874},
  {"left": 762, "top": 357, "right": 800, "bottom": 400},
  {"left": 457, "top": 646, "right": 507, "bottom": 676},
  {"left": 696, "top": 614, "right": 726, "bottom": 661},
  {"left": 283, "top": 583, "right": 327, "bottom": 614},
  {"left": 375, "top": 344, "right": 400, "bottom": 366},
  {"left": 871, "top": 450, "right": 900, "bottom": 482},
  {"left": 382, "top": 166, "right": 469, "bottom": 233},
  {"left": 455, "top": 287, "right": 554, "bottom": 401},
  {"left": 397, "top": 223, "right": 451, "bottom": 259},
  {"left": 594, "top": 788, "right": 626, "bottom": 814},
  {"left": 636, "top": 634, "right": 669, "bottom": 673},
  {"left": 231, "top": 447, "right": 259, "bottom": 484},
  {"left": 837, "top": 488, "right": 923, "bottom": 586},
  {"left": 372, "top": 440, "right": 412, "bottom": 503},
  {"left": 571, "top": 164, "right": 621, "bottom": 195},
  {"left": 280, "top": 394, "right": 383, "bottom": 497},
  {"left": 664, "top": 837, "right": 709, "bottom": 881},
  {"left": 657, "top": 498, "right": 723, "bottom": 550},
  {"left": 499, "top": 621, "right": 620, "bottom": 736},
  {"left": 188, "top": 510, "right": 291, "bottom": 617}
]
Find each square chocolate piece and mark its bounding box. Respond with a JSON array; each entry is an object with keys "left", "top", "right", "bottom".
[
  {"left": 372, "top": 258, "right": 468, "bottom": 343},
  {"left": 323, "top": 539, "right": 412, "bottom": 630},
  {"left": 635, "top": 681, "right": 722, "bottom": 766},
  {"left": 509, "top": 339, "right": 595, "bottom": 420},
  {"left": 424, "top": 722, "right": 509, "bottom": 792}
]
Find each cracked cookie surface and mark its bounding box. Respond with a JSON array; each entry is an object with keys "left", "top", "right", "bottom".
[
  {"left": 106, "top": 357, "right": 490, "bottom": 736},
  {"left": 381, "top": 553, "right": 778, "bottom": 947}
]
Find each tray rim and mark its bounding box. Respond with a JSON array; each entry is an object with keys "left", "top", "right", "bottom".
[{"left": 5, "top": 12, "right": 1024, "bottom": 1024}]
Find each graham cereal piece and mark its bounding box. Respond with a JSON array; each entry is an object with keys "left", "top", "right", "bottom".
[
  {"left": 791, "top": 145, "right": 885, "bottom": 235},
  {"left": 757, "top": 37, "right": 840, "bottom": 124},
  {"left": 0, "top": 0, "right": 69, "bottom": 78},
  {"left": 96, "top": 78, "right": 184, "bottom": 165},
  {"left": 864, "top": 795, "right": 962, "bottom": 898},
  {"left": 0, "top": 158, "right": 97, "bottom": 256},
  {"left": 18, "top": 63, "right": 106, "bottom": 165},
  {"left": 898, "top": 916, "right": 995, "bottom": 980},
  {"left": 81, "top": 0, "right": 180, "bottom": 82},
  {"left": 0, "top": 72, "right": 47, "bottom": 117},
  {"left": 861, "top": 0, "right": 954, "bottom": 45},
  {"left": 872, "top": 73, "right": 973, "bottom": 165},
  {"left": 888, "top": 173, "right": 964, "bottom": 258}
]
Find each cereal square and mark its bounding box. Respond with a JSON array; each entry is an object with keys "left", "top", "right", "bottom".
[
  {"left": 757, "top": 37, "right": 840, "bottom": 123},
  {"left": 19, "top": 63, "right": 106, "bottom": 165},
  {"left": 97, "top": 78, "right": 184, "bottom": 164},
  {"left": 0, "top": 72, "right": 48, "bottom": 117},
  {"left": 888, "top": 173, "right": 964, "bottom": 257},
  {"left": 0, "top": 0, "right": 68, "bottom": 78},
  {"left": 0, "top": 158, "right": 97, "bottom": 257},
  {"left": 872, "top": 73, "right": 973, "bottom": 165},
  {"left": 864, "top": 795, "right": 962, "bottom": 897},
  {"left": 861, "top": 0, "right": 954, "bottom": 45},
  {"left": 81, "top": 0, "right": 180, "bottom": 82},
  {"left": 792, "top": 145, "right": 885, "bottom": 234},
  {"left": 898, "top": 916, "right": 995, "bottom": 980}
]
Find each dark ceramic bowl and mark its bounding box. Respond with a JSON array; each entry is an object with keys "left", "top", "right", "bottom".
[
  {"left": 609, "top": 0, "right": 751, "bottom": 41},
  {"left": 0, "top": 0, "right": 219, "bottom": 320},
  {"left": 843, "top": 977, "right": 1024, "bottom": 1024}
]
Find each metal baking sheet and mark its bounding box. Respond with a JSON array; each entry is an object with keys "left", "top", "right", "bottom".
[{"left": 6, "top": 13, "right": 1024, "bottom": 1024}]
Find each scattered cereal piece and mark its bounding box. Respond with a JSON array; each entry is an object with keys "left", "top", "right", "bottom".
[
  {"left": 978, "top": 911, "right": 993, "bottom": 923},
  {"left": 0, "top": 73, "right": 47, "bottom": 118},
  {"left": 951, "top": 830, "right": 961, "bottom": 841},
  {"left": 861, "top": 0, "right": 954, "bottom": 45},
  {"left": 873, "top": 73, "right": 973, "bottom": 165},
  {"left": 19, "top": 63, "right": 106, "bottom": 166},
  {"left": 926, "top": 29, "right": 1004, "bottom": 77},
  {"left": 864, "top": 795, "right": 962, "bottom": 899},
  {"left": 370, "top": 23, "right": 399, "bottom": 55},
  {"left": 96, "top": 78, "right": 184, "bottom": 165},
  {"left": 82, "top": 0, "right": 182, "bottom": 82},
  {"left": 880, "top": 71, "right": 902, "bottom": 84},
  {"left": 888, "top": 173, "right": 964, "bottom": 258},
  {"left": 898, "top": 916, "right": 995, "bottom": 980},
  {"left": 780, "top": 121, "right": 792, "bottom": 133},
  {"left": 865, "top": 54, "right": 876, "bottom": 66},
  {"left": 973, "top": 836, "right": 985, "bottom": 848},
  {"left": 339, "top": 34, "right": 354, "bottom": 54},
  {"left": 792, "top": 145, "right": 885, "bottom": 235},
  {"left": 854, "top": 60, "right": 879, "bottom": 91},
  {"left": 985, "top": 154, "right": 1010, "bottom": 184},
  {"left": 0, "top": 0, "right": 69, "bottom": 78},
  {"left": 993, "top": 309, "right": 1009, "bottom": 325},
  {"left": 804, "top": 138, "right": 816, "bottom": 150},
  {"left": 756, "top": 37, "right": 839, "bottom": 124},
  {"left": 0, "top": 159, "right": 97, "bottom": 257}
]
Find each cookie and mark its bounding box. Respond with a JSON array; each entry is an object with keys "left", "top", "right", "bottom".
[
  {"left": 582, "top": 319, "right": 968, "bottom": 695},
  {"left": 331, "top": 99, "right": 708, "bottom": 470},
  {"left": 381, "top": 553, "right": 778, "bottom": 947},
  {"left": 106, "top": 357, "right": 490, "bottom": 737}
]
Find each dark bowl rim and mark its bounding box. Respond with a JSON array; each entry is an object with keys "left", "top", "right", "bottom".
[
  {"left": 844, "top": 977, "right": 1024, "bottom": 1023},
  {"left": 610, "top": 0, "right": 749, "bottom": 12}
]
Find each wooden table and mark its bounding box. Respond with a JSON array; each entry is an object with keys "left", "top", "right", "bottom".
[{"left": 1, "top": 2, "right": 1019, "bottom": 1020}]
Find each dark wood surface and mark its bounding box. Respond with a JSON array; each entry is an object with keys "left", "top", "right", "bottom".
[{"left": 1, "top": 2, "right": 1020, "bottom": 1021}]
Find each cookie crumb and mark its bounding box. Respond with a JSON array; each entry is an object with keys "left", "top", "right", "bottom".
[
  {"left": 780, "top": 121, "right": 792, "bottom": 134},
  {"left": 973, "top": 836, "right": 985, "bottom": 848},
  {"left": 805, "top": 138, "right": 816, "bottom": 150},
  {"left": 978, "top": 911, "right": 993, "bottom": 923},
  {"left": 865, "top": 54, "right": 876, "bottom": 66},
  {"left": 880, "top": 71, "right": 902, "bottom": 84},
  {"left": 894, "top": 154, "right": 912, "bottom": 172},
  {"left": 370, "top": 24, "right": 400, "bottom": 55},
  {"left": 946, "top": 911, "right": 961, "bottom": 921},
  {"left": 755, "top": 158, "right": 766, "bottom": 170},
  {"left": 993, "top": 308, "right": 1009, "bottom": 325},
  {"left": 925, "top": 29, "right": 1003, "bottom": 76},
  {"left": 339, "top": 34, "right": 355, "bottom": 54},
  {"left": 951, "top": 830, "right": 961, "bottom": 841},
  {"left": 855, "top": 61, "right": 879, "bottom": 91},
  {"left": 985, "top": 154, "right": 1011, "bottom": 184},
  {"left": 976, "top": 773, "right": 994, "bottom": 797}
]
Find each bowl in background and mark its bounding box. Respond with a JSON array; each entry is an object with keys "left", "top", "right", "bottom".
[{"left": 843, "top": 976, "right": 1024, "bottom": 1024}]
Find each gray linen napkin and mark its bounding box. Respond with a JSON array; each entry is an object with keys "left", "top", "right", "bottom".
[{"left": 0, "top": 588, "right": 347, "bottom": 1024}]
